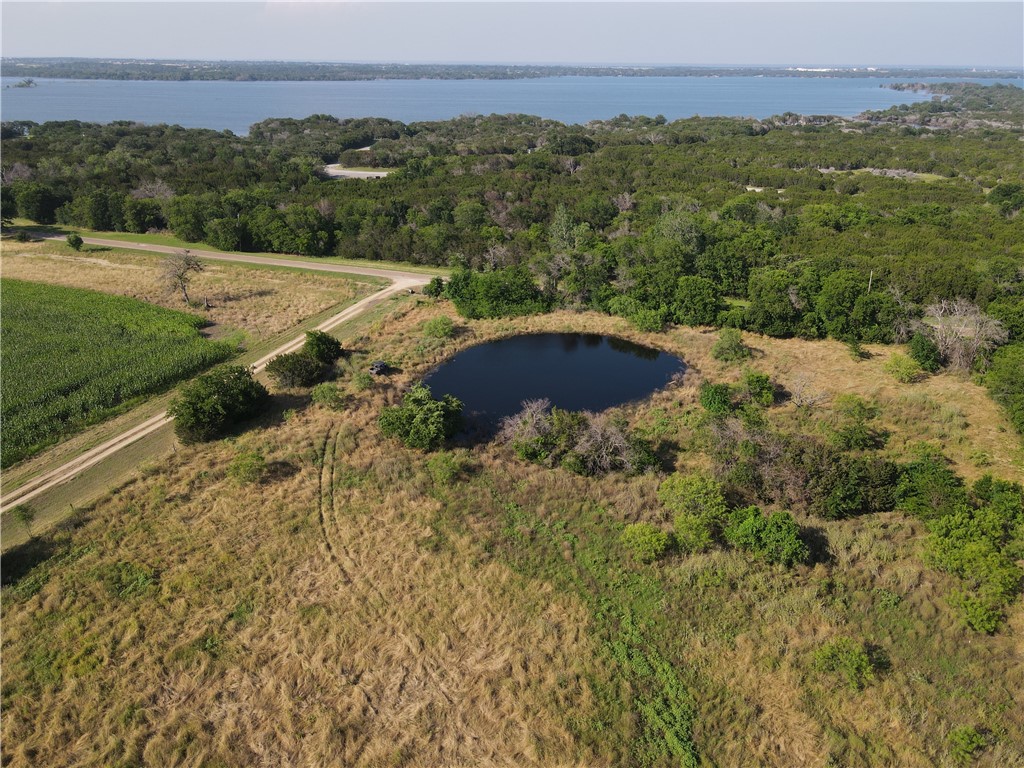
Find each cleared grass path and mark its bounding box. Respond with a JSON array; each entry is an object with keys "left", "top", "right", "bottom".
[{"left": 1, "top": 237, "right": 435, "bottom": 542}]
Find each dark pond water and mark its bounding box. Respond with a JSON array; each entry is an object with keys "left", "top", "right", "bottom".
[{"left": 422, "top": 333, "right": 685, "bottom": 425}]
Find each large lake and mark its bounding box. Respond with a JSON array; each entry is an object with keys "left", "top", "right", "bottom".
[
  {"left": 422, "top": 333, "right": 685, "bottom": 427},
  {"left": 2, "top": 76, "right": 1018, "bottom": 134}
]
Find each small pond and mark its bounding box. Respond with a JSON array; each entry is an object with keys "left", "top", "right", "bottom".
[{"left": 422, "top": 333, "right": 685, "bottom": 426}]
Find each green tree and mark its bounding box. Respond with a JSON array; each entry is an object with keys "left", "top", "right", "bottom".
[
  {"left": 815, "top": 269, "right": 867, "bottom": 340},
  {"left": 265, "top": 351, "right": 323, "bottom": 387},
  {"left": 168, "top": 365, "right": 268, "bottom": 443},
  {"left": 673, "top": 275, "right": 722, "bottom": 326},
  {"left": 378, "top": 383, "right": 463, "bottom": 451},
  {"left": 13, "top": 182, "right": 61, "bottom": 224},
  {"left": 65, "top": 233, "right": 84, "bottom": 251},
  {"left": 909, "top": 332, "right": 942, "bottom": 372},
  {"left": 303, "top": 330, "right": 344, "bottom": 365}
]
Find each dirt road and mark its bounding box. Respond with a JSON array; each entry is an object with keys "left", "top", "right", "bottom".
[{"left": 1, "top": 238, "right": 433, "bottom": 515}]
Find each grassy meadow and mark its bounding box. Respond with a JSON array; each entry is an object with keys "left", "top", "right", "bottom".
[
  {"left": 1, "top": 240, "right": 382, "bottom": 342},
  {"left": 2, "top": 296, "right": 1023, "bottom": 766}
]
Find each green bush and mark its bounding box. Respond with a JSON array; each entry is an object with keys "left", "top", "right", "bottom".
[
  {"left": 352, "top": 371, "right": 374, "bottom": 391},
  {"left": 909, "top": 332, "right": 942, "bottom": 372},
  {"left": 828, "top": 394, "right": 882, "bottom": 450},
  {"left": 378, "top": 383, "right": 463, "bottom": 451},
  {"left": 227, "top": 449, "right": 265, "bottom": 484},
  {"left": 883, "top": 353, "right": 922, "bottom": 383},
  {"left": 947, "top": 726, "right": 986, "bottom": 764},
  {"left": 423, "top": 276, "right": 445, "bottom": 298},
  {"left": 265, "top": 351, "right": 323, "bottom": 388},
  {"left": 699, "top": 382, "right": 734, "bottom": 415},
  {"left": 658, "top": 473, "right": 727, "bottom": 553},
  {"left": 65, "top": 233, "right": 84, "bottom": 251},
  {"left": 724, "top": 506, "right": 809, "bottom": 566},
  {"left": 984, "top": 343, "right": 1024, "bottom": 436},
  {"left": 608, "top": 295, "right": 667, "bottom": 332},
  {"left": 311, "top": 382, "right": 347, "bottom": 410},
  {"left": 813, "top": 637, "right": 876, "bottom": 690},
  {"left": 621, "top": 522, "right": 671, "bottom": 563},
  {"left": 711, "top": 327, "right": 751, "bottom": 362},
  {"left": 168, "top": 365, "right": 268, "bottom": 443},
  {"left": 422, "top": 315, "right": 455, "bottom": 339},
  {"left": 741, "top": 369, "right": 775, "bottom": 406},
  {"left": 303, "top": 330, "right": 343, "bottom": 365},
  {"left": 426, "top": 451, "right": 464, "bottom": 487}
]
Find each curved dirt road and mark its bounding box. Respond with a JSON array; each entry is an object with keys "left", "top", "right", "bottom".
[{"left": 1, "top": 238, "right": 433, "bottom": 513}]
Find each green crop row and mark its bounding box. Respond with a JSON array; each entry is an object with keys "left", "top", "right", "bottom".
[{"left": 0, "top": 279, "right": 233, "bottom": 466}]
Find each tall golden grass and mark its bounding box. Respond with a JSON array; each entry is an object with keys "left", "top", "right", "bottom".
[{"left": 3, "top": 297, "right": 1022, "bottom": 766}]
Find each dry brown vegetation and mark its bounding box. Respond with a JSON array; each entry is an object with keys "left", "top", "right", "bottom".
[
  {"left": 0, "top": 241, "right": 379, "bottom": 341},
  {"left": 3, "top": 297, "right": 1023, "bottom": 766}
]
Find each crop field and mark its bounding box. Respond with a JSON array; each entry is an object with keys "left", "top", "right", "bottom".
[
  {"left": 2, "top": 299, "right": 1022, "bottom": 767},
  {"left": 0, "top": 279, "right": 234, "bottom": 467}
]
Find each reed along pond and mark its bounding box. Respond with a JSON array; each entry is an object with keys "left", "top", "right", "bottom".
[{"left": 422, "top": 333, "right": 685, "bottom": 426}]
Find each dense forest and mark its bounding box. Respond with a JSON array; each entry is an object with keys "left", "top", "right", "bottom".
[
  {"left": 4, "top": 58, "right": 1019, "bottom": 82},
  {"left": 2, "top": 83, "right": 1022, "bottom": 431}
]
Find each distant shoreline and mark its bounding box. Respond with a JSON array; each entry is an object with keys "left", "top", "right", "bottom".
[{"left": 2, "top": 59, "right": 1021, "bottom": 83}]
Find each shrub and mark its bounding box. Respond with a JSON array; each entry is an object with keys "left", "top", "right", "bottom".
[
  {"left": 608, "top": 295, "right": 667, "bottom": 332},
  {"left": 227, "top": 449, "right": 265, "bottom": 484},
  {"left": 711, "top": 327, "right": 751, "bottom": 362},
  {"left": 65, "top": 233, "right": 84, "bottom": 251},
  {"left": 813, "top": 637, "right": 876, "bottom": 690},
  {"left": 699, "top": 382, "right": 734, "bottom": 415},
  {"left": 426, "top": 452, "right": 464, "bottom": 487},
  {"left": 423, "top": 315, "right": 455, "bottom": 339},
  {"left": 499, "top": 400, "right": 656, "bottom": 476},
  {"left": 423, "top": 276, "right": 445, "bottom": 298},
  {"left": 311, "top": 382, "right": 347, "bottom": 410},
  {"left": 378, "top": 383, "right": 463, "bottom": 451},
  {"left": 265, "top": 351, "right": 323, "bottom": 388},
  {"left": 896, "top": 447, "right": 969, "bottom": 519},
  {"left": 352, "top": 371, "right": 374, "bottom": 391},
  {"left": 168, "top": 365, "right": 268, "bottom": 443},
  {"left": 303, "top": 330, "right": 343, "bottom": 365},
  {"left": 947, "top": 726, "right": 986, "bottom": 764},
  {"left": 724, "top": 506, "right": 809, "bottom": 566},
  {"left": 621, "top": 522, "right": 671, "bottom": 563},
  {"left": 984, "top": 343, "right": 1024, "bottom": 436},
  {"left": 741, "top": 369, "right": 775, "bottom": 406},
  {"left": 659, "top": 474, "right": 728, "bottom": 553},
  {"left": 828, "top": 394, "right": 883, "bottom": 450},
  {"left": 883, "top": 353, "right": 922, "bottom": 383},
  {"left": 909, "top": 332, "right": 942, "bottom": 372}
]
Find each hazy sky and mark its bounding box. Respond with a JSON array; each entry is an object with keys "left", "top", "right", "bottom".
[{"left": 2, "top": 2, "right": 1021, "bottom": 67}]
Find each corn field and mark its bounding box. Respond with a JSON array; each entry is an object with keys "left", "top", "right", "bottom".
[{"left": 0, "top": 279, "right": 233, "bottom": 467}]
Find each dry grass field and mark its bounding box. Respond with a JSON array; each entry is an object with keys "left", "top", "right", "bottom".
[
  {"left": 3, "top": 297, "right": 1022, "bottom": 766},
  {"left": 0, "top": 241, "right": 380, "bottom": 342}
]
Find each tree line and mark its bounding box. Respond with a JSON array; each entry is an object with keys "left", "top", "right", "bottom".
[{"left": 3, "top": 85, "right": 1022, "bottom": 429}]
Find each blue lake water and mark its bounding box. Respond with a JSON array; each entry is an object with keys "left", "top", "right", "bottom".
[
  {"left": 2, "top": 76, "right": 1019, "bottom": 134},
  {"left": 422, "top": 333, "right": 685, "bottom": 425}
]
